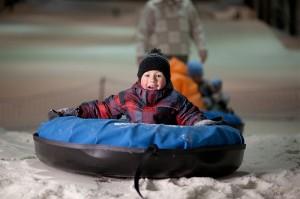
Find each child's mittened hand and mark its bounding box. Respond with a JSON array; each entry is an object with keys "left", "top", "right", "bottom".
[
  {"left": 199, "top": 49, "right": 208, "bottom": 63},
  {"left": 48, "top": 108, "right": 78, "bottom": 120},
  {"left": 48, "top": 109, "right": 61, "bottom": 120},
  {"left": 193, "top": 119, "right": 218, "bottom": 126}
]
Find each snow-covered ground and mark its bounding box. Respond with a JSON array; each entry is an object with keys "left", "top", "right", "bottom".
[
  {"left": 0, "top": 2, "right": 299, "bottom": 198},
  {"left": 0, "top": 120, "right": 299, "bottom": 199}
]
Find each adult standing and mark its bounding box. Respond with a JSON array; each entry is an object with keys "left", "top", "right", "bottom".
[{"left": 136, "top": 0, "right": 208, "bottom": 64}]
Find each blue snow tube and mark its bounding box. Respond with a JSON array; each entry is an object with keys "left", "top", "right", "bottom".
[
  {"left": 38, "top": 116, "right": 244, "bottom": 149},
  {"left": 203, "top": 111, "right": 245, "bottom": 132},
  {"left": 34, "top": 116, "right": 246, "bottom": 179}
]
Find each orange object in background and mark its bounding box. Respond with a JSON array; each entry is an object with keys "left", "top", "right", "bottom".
[{"left": 169, "top": 57, "right": 206, "bottom": 110}]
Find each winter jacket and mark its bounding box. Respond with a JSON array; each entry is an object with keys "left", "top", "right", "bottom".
[
  {"left": 78, "top": 82, "right": 204, "bottom": 126},
  {"left": 170, "top": 57, "right": 206, "bottom": 110},
  {"left": 136, "top": 0, "right": 206, "bottom": 59}
]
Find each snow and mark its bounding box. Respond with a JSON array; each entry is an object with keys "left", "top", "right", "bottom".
[
  {"left": 1, "top": 2, "right": 299, "bottom": 198},
  {"left": 0, "top": 120, "right": 299, "bottom": 199}
]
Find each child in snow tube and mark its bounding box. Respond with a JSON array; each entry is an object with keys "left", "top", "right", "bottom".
[
  {"left": 187, "top": 60, "right": 232, "bottom": 113},
  {"left": 49, "top": 48, "right": 218, "bottom": 126}
]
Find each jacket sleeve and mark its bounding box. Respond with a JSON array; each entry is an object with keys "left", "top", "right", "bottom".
[
  {"left": 136, "top": 2, "right": 155, "bottom": 59},
  {"left": 188, "top": 0, "right": 206, "bottom": 51},
  {"left": 78, "top": 95, "right": 124, "bottom": 119},
  {"left": 176, "top": 96, "right": 205, "bottom": 126}
]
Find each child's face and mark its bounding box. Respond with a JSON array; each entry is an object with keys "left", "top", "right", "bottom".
[{"left": 140, "top": 70, "right": 166, "bottom": 90}]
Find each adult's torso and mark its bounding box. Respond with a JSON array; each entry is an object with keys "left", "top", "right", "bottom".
[{"left": 147, "top": 0, "right": 191, "bottom": 56}]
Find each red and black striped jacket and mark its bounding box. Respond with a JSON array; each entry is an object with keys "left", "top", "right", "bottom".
[{"left": 78, "top": 82, "right": 205, "bottom": 126}]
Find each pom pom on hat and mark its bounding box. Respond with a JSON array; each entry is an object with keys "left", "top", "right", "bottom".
[
  {"left": 138, "top": 48, "right": 170, "bottom": 82},
  {"left": 187, "top": 60, "right": 203, "bottom": 76}
]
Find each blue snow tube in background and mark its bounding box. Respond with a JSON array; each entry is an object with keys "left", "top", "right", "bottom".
[{"left": 203, "top": 111, "right": 245, "bottom": 132}]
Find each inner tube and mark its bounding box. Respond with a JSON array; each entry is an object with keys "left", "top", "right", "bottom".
[
  {"left": 203, "top": 111, "right": 245, "bottom": 132},
  {"left": 34, "top": 116, "right": 246, "bottom": 178}
]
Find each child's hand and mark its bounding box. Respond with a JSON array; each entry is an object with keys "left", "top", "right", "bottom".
[
  {"left": 48, "top": 107, "right": 78, "bottom": 120},
  {"left": 199, "top": 49, "right": 208, "bottom": 63},
  {"left": 193, "top": 119, "right": 219, "bottom": 126}
]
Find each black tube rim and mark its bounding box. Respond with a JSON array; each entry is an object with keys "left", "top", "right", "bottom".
[{"left": 33, "top": 133, "right": 246, "bottom": 153}]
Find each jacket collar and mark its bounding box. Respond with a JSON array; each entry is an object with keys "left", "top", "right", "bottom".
[{"left": 132, "top": 81, "right": 173, "bottom": 106}]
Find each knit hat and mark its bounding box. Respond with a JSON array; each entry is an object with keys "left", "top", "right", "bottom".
[
  {"left": 187, "top": 60, "right": 203, "bottom": 77},
  {"left": 211, "top": 78, "right": 222, "bottom": 90},
  {"left": 138, "top": 48, "right": 170, "bottom": 82}
]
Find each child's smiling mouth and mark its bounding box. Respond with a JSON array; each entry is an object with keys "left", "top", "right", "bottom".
[{"left": 147, "top": 85, "right": 157, "bottom": 90}]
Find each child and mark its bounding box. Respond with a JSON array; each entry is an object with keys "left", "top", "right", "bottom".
[
  {"left": 209, "top": 78, "right": 231, "bottom": 112},
  {"left": 187, "top": 60, "right": 231, "bottom": 113},
  {"left": 49, "top": 49, "right": 214, "bottom": 126}
]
